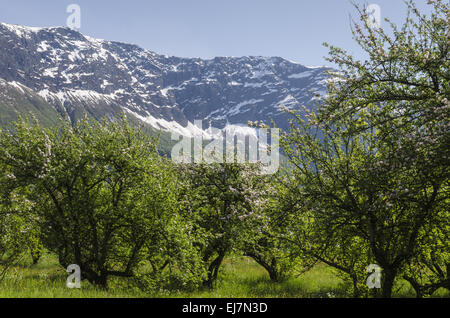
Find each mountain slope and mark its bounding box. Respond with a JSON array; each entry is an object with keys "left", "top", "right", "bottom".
[
  {"left": 0, "top": 22, "right": 331, "bottom": 135},
  {"left": 0, "top": 78, "right": 60, "bottom": 127}
]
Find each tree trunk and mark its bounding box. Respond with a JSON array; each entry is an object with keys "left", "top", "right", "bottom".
[
  {"left": 245, "top": 252, "right": 283, "bottom": 282},
  {"left": 203, "top": 251, "right": 226, "bottom": 289},
  {"left": 31, "top": 250, "right": 41, "bottom": 265},
  {"left": 381, "top": 268, "right": 396, "bottom": 298},
  {"left": 90, "top": 272, "right": 108, "bottom": 289},
  {"left": 404, "top": 275, "right": 423, "bottom": 298},
  {"left": 82, "top": 268, "right": 109, "bottom": 289},
  {"left": 351, "top": 273, "right": 361, "bottom": 298},
  {"left": 97, "top": 273, "right": 108, "bottom": 289},
  {"left": 268, "top": 269, "right": 281, "bottom": 282}
]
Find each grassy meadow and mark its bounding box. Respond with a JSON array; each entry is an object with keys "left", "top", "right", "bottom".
[{"left": 1, "top": 252, "right": 449, "bottom": 298}]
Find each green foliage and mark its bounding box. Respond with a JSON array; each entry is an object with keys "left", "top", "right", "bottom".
[
  {"left": 242, "top": 174, "right": 307, "bottom": 282},
  {"left": 0, "top": 116, "right": 202, "bottom": 289},
  {"left": 179, "top": 158, "right": 267, "bottom": 288},
  {"left": 403, "top": 205, "right": 449, "bottom": 297},
  {"left": 279, "top": 0, "right": 449, "bottom": 298},
  {"left": 0, "top": 183, "right": 38, "bottom": 280}
]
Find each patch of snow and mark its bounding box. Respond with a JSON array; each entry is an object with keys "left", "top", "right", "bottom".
[
  {"left": 228, "top": 99, "right": 264, "bottom": 116},
  {"left": 277, "top": 95, "right": 299, "bottom": 110},
  {"left": 1, "top": 23, "right": 43, "bottom": 38},
  {"left": 37, "top": 88, "right": 116, "bottom": 105},
  {"left": 9, "top": 81, "right": 27, "bottom": 93},
  {"left": 101, "top": 79, "right": 113, "bottom": 89},
  {"left": 288, "top": 71, "right": 314, "bottom": 79},
  {"left": 68, "top": 50, "right": 84, "bottom": 62},
  {"left": 43, "top": 67, "right": 58, "bottom": 78},
  {"left": 66, "top": 89, "right": 116, "bottom": 103},
  {"left": 37, "top": 41, "right": 50, "bottom": 53},
  {"left": 160, "top": 88, "right": 171, "bottom": 97},
  {"left": 125, "top": 109, "right": 211, "bottom": 138},
  {"left": 244, "top": 82, "right": 266, "bottom": 88}
]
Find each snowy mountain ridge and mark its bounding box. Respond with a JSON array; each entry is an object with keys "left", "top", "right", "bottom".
[{"left": 0, "top": 22, "right": 331, "bottom": 136}]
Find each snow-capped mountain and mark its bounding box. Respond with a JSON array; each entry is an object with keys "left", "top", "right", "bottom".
[{"left": 0, "top": 22, "right": 331, "bottom": 136}]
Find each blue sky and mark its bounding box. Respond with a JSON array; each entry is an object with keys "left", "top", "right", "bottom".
[{"left": 0, "top": 0, "right": 431, "bottom": 66}]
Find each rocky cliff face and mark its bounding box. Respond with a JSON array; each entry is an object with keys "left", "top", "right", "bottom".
[{"left": 0, "top": 22, "right": 331, "bottom": 136}]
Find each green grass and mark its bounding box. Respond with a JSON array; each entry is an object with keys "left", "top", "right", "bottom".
[{"left": 0, "top": 253, "right": 449, "bottom": 298}]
